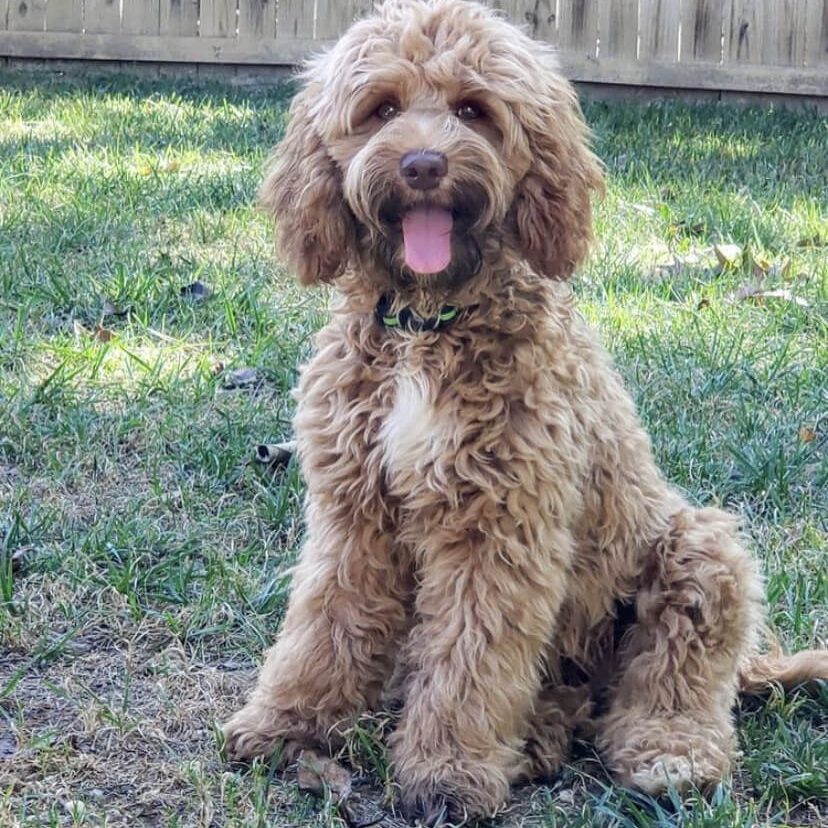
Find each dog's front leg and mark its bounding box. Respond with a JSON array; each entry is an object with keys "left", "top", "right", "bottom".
[
  {"left": 223, "top": 500, "right": 409, "bottom": 763},
  {"left": 391, "top": 517, "right": 572, "bottom": 823}
]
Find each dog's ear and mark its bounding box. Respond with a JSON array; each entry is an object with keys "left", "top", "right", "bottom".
[
  {"left": 511, "top": 65, "right": 604, "bottom": 280},
  {"left": 259, "top": 81, "right": 354, "bottom": 286}
]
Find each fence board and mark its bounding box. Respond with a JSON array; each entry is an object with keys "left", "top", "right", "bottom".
[
  {"left": 160, "top": 0, "right": 199, "bottom": 37},
  {"left": 598, "top": 0, "right": 638, "bottom": 61},
  {"left": 558, "top": 0, "right": 599, "bottom": 59},
  {"left": 200, "top": 0, "right": 236, "bottom": 38},
  {"left": 316, "top": 1, "right": 373, "bottom": 39},
  {"left": 8, "top": 0, "right": 47, "bottom": 32},
  {"left": 763, "top": 0, "right": 808, "bottom": 65},
  {"left": 123, "top": 0, "right": 161, "bottom": 35},
  {"left": 531, "top": 0, "right": 559, "bottom": 46},
  {"left": 84, "top": 0, "right": 121, "bottom": 35},
  {"left": 238, "top": 0, "right": 275, "bottom": 38},
  {"left": 489, "top": 1, "right": 523, "bottom": 26},
  {"left": 45, "top": 0, "right": 84, "bottom": 33},
  {"left": 277, "top": 0, "right": 315, "bottom": 40},
  {"left": 639, "top": 0, "right": 682, "bottom": 62},
  {"left": 681, "top": 0, "right": 724, "bottom": 62},
  {"left": 803, "top": 0, "right": 828, "bottom": 66}
]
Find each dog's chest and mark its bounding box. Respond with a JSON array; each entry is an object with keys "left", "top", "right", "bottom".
[{"left": 379, "top": 372, "right": 449, "bottom": 482}]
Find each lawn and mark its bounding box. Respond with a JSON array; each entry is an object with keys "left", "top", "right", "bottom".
[{"left": 0, "top": 68, "right": 825, "bottom": 827}]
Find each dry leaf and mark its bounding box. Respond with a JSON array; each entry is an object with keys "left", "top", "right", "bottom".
[
  {"left": 180, "top": 281, "right": 212, "bottom": 301},
  {"left": 713, "top": 243, "right": 743, "bottom": 269},
  {"left": 799, "top": 427, "right": 816, "bottom": 444},
  {"left": 162, "top": 159, "right": 181, "bottom": 173},
  {"left": 752, "top": 289, "right": 809, "bottom": 308},
  {"left": 94, "top": 324, "right": 114, "bottom": 342},
  {"left": 797, "top": 234, "right": 824, "bottom": 248},
  {"left": 222, "top": 367, "right": 261, "bottom": 389},
  {"left": 0, "top": 731, "right": 17, "bottom": 759},
  {"left": 297, "top": 749, "right": 352, "bottom": 804}
]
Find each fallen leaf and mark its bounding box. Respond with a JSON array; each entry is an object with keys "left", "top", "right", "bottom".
[
  {"left": 180, "top": 281, "right": 212, "bottom": 302},
  {"left": 137, "top": 164, "right": 153, "bottom": 176},
  {"left": 297, "top": 749, "right": 352, "bottom": 804},
  {"left": 162, "top": 159, "right": 181, "bottom": 173},
  {"left": 797, "top": 234, "right": 824, "bottom": 248},
  {"left": 731, "top": 282, "right": 762, "bottom": 302},
  {"left": 713, "top": 243, "right": 743, "bottom": 269},
  {"left": 556, "top": 788, "right": 576, "bottom": 806},
  {"left": 729, "top": 285, "right": 810, "bottom": 308},
  {"left": 799, "top": 427, "right": 816, "bottom": 444},
  {"left": 0, "top": 731, "right": 16, "bottom": 760},
  {"left": 751, "top": 289, "right": 809, "bottom": 308},
  {"left": 222, "top": 367, "right": 261, "bottom": 389},
  {"left": 102, "top": 298, "right": 129, "bottom": 319},
  {"left": 697, "top": 297, "right": 711, "bottom": 310},
  {"left": 751, "top": 252, "right": 771, "bottom": 278},
  {"left": 10, "top": 548, "right": 28, "bottom": 573},
  {"left": 94, "top": 324, "right": 114, "bottom": 342}
]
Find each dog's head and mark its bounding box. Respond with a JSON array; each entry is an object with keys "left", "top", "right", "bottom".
[{"left": 262, "top": 0, "right": 603, "bottom": 292}]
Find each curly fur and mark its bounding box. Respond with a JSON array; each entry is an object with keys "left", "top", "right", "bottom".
[{"left": 224, "top": 1, "right": 828, "bottom": 822}]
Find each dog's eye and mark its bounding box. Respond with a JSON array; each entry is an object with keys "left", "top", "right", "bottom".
[
  {"left": 456, "top": 102, "right": 483, "bottom": 121},
  {"left": 376, "top": 102, "right": 400, "bottom": 121}
]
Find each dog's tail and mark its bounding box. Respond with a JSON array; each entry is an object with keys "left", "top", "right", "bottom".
[{"left": 739, "top": 636, "right": 828, "bottom": 694}]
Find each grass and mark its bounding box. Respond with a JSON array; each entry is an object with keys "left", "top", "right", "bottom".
[{"left": 0, "top": 67, "right": 825, "bottom": 827}]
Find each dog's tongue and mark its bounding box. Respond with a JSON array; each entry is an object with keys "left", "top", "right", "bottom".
[{"left": 402, "top": 207, "right": 453, "bottom": 275}]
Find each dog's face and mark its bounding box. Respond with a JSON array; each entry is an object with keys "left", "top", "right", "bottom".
[{"left": 262, "top": 0, "right": 603, "bottom": 293}]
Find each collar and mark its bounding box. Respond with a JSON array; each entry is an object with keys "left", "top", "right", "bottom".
[{"left": 375, "top": 294, "right": 464, "bottom": 333}]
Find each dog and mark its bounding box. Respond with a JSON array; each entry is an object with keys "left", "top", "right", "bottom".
[{"left": 223, "top": 1, "right": 828, "bottom": 822}]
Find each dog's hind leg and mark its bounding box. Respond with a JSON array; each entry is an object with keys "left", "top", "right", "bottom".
[{"left": 595, "top": 507, "right": 764, "bottom": 794}]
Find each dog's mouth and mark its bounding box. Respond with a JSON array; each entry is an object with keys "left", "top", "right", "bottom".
[{"left": 377, "top": 187, "right": 488, "bottom": 278}]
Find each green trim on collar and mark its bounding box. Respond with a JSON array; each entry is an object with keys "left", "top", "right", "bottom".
[{"left": 375, "top": 296, "right": 464, "bottom": 333}]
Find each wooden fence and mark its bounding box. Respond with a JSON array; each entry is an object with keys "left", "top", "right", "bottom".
[{"left": 1, "top": 1, "right": 826, "bottom": 96}]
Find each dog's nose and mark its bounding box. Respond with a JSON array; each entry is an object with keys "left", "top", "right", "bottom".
[{"left": 400, "top": 150, "right": 448, "bottom": 191}]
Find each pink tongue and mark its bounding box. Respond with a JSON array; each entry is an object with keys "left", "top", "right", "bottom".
[{"left": 402, "top": 207, "right": 453, "bottom": 275}]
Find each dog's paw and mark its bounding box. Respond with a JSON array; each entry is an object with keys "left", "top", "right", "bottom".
[
  {"left": 221, "top": 704, "right": 309, "bottom": 764},
  {"left": 599, "top": 712, "right": 733, "bottom": 795},
  {"left": 395, "top": 757, "right": 509, "bottom": 825}
]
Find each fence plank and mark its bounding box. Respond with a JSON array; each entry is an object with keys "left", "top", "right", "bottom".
[
  {"left": 599, "top": 0, "right": 638, "bottom": 60},
  {"left": 763, "top": 0, "right": 808, "bottom": 65},
  {"left": 639, "top": 0, "right": 682, "bottom": 62},
  {"left": 200, "top": 0, "right": 236, "bottom": 38},
  {"left": 530, "top": 0, "right": 559, "bottom": 45},
  {"left": 84, "top": 0, "right": 122, "bottom": 35},
  {"left": 681, "top": 0, "right": 724, "bottom": 62},
  {"left": 489, "top": 1, "right": 523, "bottom": 26},
  {"left": 160, "top": 0, "right": 199, "bottom": 37},
  {"left": 316, "top": 1, "right": 374, "bottom": 38},
  {"left": 558, "top": 0, "right": 599, "bottom": 58},
  {"left": 8, "top": 0, "right": 47, "bottom": 31},
  {"left": 238, "top": 0, "right": 274, "bottom": 38},
  {"left": 803, "top": 0, "right": 828, "bottom": 66},
  {"left": 726, "top": 0, "right": 764, "bottom": 64},
  {"left": 45, "top": 0, "right": 84, "bottom": 33},
  {"left": 277, "top": 0, "right": 315, "bottom": 39},
  {"left": 123, "top": 0, "right": 160, "bottom": 35}
]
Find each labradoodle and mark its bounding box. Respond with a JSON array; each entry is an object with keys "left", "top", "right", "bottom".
[{"left": 223, "top": 0, "right": 827, "bottom": 821}]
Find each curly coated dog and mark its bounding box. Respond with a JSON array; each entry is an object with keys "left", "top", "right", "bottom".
[{"left": 223, "top": 1, "right": 827, "bottom": 821}]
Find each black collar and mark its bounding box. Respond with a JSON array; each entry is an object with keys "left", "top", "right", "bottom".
[{"left": 375, "top": 295, "right": 465, "bottom": 333}]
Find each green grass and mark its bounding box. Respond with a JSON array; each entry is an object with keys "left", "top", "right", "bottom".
[{"left": 0, "top": 68, "right": 825, "bottom": 827}]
